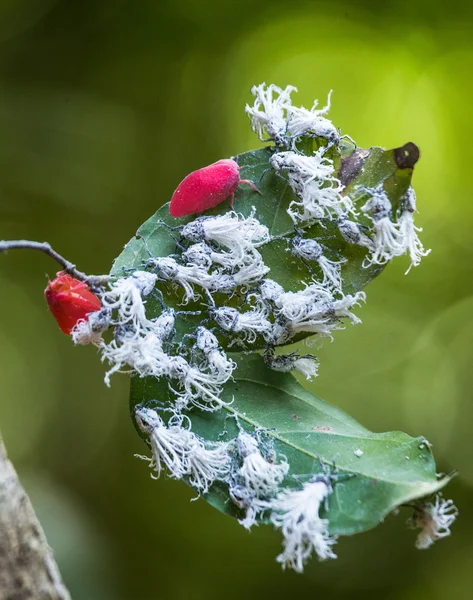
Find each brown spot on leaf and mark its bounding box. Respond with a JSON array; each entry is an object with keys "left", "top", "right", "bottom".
[
  {"left": 313, "top": 425, "right": 333, "bottom": 432},
  {"left": 291, "top": 414, "right": 300, "bottom": 421},
  {"left": 339, "top": 148, "right": 371, "bottom": 187},
  {"left": 393, "top": 142, "right": 420, "bottom": 169}
]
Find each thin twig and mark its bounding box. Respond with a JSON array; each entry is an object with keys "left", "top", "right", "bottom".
[{"left": 0, "top": 240, "right": 110, "bottom": 286}]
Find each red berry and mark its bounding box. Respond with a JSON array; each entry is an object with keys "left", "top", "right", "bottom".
[
  {"left": 44, "top": 272, "right": 101, "bottom": 335},
  {"left": 169, "top": 159, "right": 261, "bottom": 218}
]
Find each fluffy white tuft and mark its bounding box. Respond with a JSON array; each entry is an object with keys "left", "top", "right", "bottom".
[
  {"left": 360, "top": 185, "right": 430, "bottom": 272},
  {"left": 168, "top": 355, "right": 234, "bottom": 412},
  {"left": 398, "top": 188, "right": 431, "bottom": 274},
  {"left": 286, "top": 91, "right": 340, "bottom": 146},
  {"left": 135, "top": 408, "right": 196, "bottom": 480},
  {"left": 293, "top": 356, "right": 319, "bottom": 380},
  {"left": 338, "top": 218, "right": 374, "bottom": 250},
  {"left": 195, "top": 327, "right": 237, "bottom": 382},
  {"left": 180, "top": 210, "right": 271, "bottom": 297},
  {"left": 260, "top": 278, "right": 285, "bottom": 303},
  {"left": 100, "top": 272, "right": 157, "bottom": 335},
  {"left": 214, "top": 300, "right": 272, "bottom": 344},
  {"left": 135, "top": 407, "right": 230, "bottom": 493},
  {"left": 272, "top": 283, "right": 365, "bottom": 343},
  {"left": 78, "top": 273, "right": 165, "bottom": 385},
  {"left": 229, "top": 431, "right": 289, "bottom": 530},
  {"left": 361, "top": 187, "right": 405, "bottom": 267},
  {"left": 292, "top": 237, "right": 344, "bottom": 291},
  {"left": 149, "top": 257, "right": 215, "bottom": 303},
  {"left": 82, "top": 272, "right": 234, "bottom": 409},
  {"left": 269, "top": 479, "right": 337, "bottom": 572},
  {"left": 264, "top": 351, "right": 319, "bottom": 380},
  {"left": 237, "top": 431, "right": 289, "bottom": 499},
  {"left": 245, "top": 83, "right": 297, "bottom": 145},
  {"left": 408, "top": 495, "right": 458, "bottom": 550},
  {"left": 71, "top": 309, "right": 111, "bottom": 345},
  {"left": 271, "top": 149, "right": 353, "bottom": 222}
]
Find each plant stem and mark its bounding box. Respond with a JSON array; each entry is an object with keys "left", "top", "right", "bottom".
[{"left": 0, "top": 240, "right": 109, "bottom": 286}]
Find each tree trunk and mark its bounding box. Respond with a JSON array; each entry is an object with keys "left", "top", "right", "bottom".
[{"left": 0, "top": 433, "right": 71, "bottom": 599}]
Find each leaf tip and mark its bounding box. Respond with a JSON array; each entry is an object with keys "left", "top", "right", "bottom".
[{"left": 394, "top": 142, "right": 420, "bottom": 169}]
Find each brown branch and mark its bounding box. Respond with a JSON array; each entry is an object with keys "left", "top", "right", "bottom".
[
  {"left": 0, "top": 240, "right": 110, "bottom": 287},
  {"left": 0, "top": 433, "right": 71, "bottom": 600}
]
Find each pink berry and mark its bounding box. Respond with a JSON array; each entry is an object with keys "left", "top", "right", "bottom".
[{"left": 169, "top": 159, "right": 260, "bottom": 218}]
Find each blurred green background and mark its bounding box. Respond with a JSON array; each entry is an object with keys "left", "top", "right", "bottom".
[{"left": 0, "top": 0, "right": 472, "bottom": 598}]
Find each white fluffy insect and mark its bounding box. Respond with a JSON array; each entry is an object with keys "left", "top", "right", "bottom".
[
  {"left": 151, "top": 248, "right": 269, "bottom": 301},
  {"left": 286, "top": 91, "right": 340, "bottom": 147},
  {"left": 229, "top": 431, "right": 289, "bottom": 530},
  {"left": 269, "top": 478, "right": 337, "bottom": 572},
  {"left": 182, "top": 242, "right": 214, "bottom": 268},
  {"left": 232, "top": 256, "right": 270, "bottom": 287},
  {"left": 152, "top": 309, "right": 176, "bottom": 343},
  {"left": 271, "top": 149, "right": 353, "bottom": 222},
  {"left": 259, "top": 279, "right": 285, "bottom": 303},
  {"left": 167, "top": 355, "right": 232, "bottom": 412},
  {"left": 148, "top": 256, "right": 214, "bottom": 303},
  {"left": 272, "top": 284, "right": 365, "bottom": 343},
  {"left": 183, "top": 240, "right": 269, "bottom": 284},
  {"left": 76, "top": 272, "right": 170, "bottom": 385},
  {"left": 101, "top": 309, "right": 177, "bottom": 385},
  {"left": 187, "top": 245, "right": 269, "bottom": 291},
  {"left": 264, "top": 351, "right": 319, "bottom": 380},
  {"left": 360, "top": 186, "right": 405, "bottom": 267},
  {"left": 135, "top": 407, "right": 231, "bottom": 493},
  {"left": 100, "top": 271, "right": 157, "bottom": 335},
  {"left": 271, "top": 149, "right": 336, "bottom": 187},
  {"left": 195, "top": 327, "right": 237, "bottom": 381},
  {"left": 206, "top": 273, "right": 236, "bottom": 295},
  {"left": 100, "top": 311, "right": 230, "bottom": 399},
  {"left": 398, "top": 187, "right": 431, "bottom": 274},
  {"left": 100, "top": 325, "right": 175, "bottom": 385},
  {"left": 338, "top": 217, "right": 374, "bottom": 251},
  {"left": 213, "top": 301, "right": 272, "bottom": 344},
  {"left": 71, "top": 308, "right": 111, "bottom": 345},
  {"left": 195, "top": 325, "right": 220, "bottom": 353},
  {"left": 291, "top": 237, "right": 345, "bottom": 290},
  {"left": 273, "top": 283, "right": 328, "bottom": 340},
  {"left": 229, "top": 484, "right": 272, "bottom": 530},
  {"left": 274, "top": 283, "right": 329, "bottom": 323},
  {"left": 245, "top": 83, "right": 297, "bottom": 145},
  {"left": 408, "top": 495, "right": 458, "bottom": 550},
  {"left": 77, "top": 273, "right": 233, "bottom": 393},
  {"left": 135, "top": 408, "right": 195, "bottom": 480},
  {"left": 181, "top": 210, "right": 270, "bottom": 263},
  {"left": 237, "top": 431, "right": 289, "bottom": 498},
  {"left": 186, "top": 440, "right": 232, "bottom": 493},
  {"left": 342, "top": 185, "right": 429, "bottom": 272}
]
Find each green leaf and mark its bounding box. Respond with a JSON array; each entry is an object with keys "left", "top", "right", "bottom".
[
  {"left": 130, "top": 353, "right": 450, "bottom": 536},
  {"left": 111, "top": 142, "right": 419, "bottom": 350},
  {"left": 111, "top": 135, "right": 451, "bottom": 543}
]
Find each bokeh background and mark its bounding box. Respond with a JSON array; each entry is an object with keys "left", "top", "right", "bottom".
[{"left": 0, "top": 0, "right": 472, "bottom": 598}]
